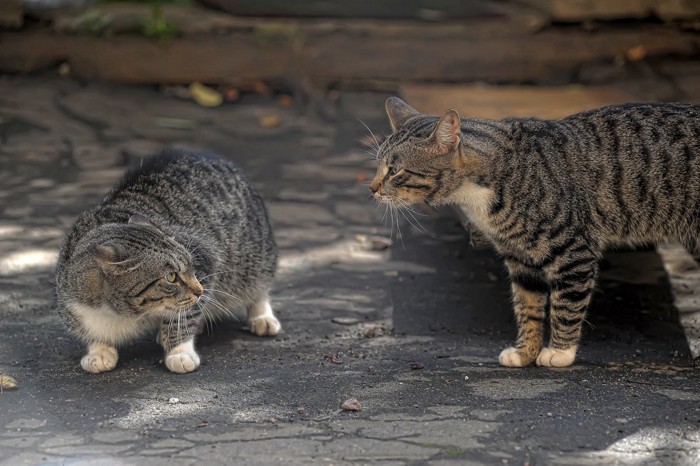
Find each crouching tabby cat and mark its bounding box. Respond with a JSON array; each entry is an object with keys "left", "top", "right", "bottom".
[
  {"left": 55, "top": 150, "right": 280, "bottom": 374},
  {"left": 371, "top": 97, "right": 700, "bottom": 367}
]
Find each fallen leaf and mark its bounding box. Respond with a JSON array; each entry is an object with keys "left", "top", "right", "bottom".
[
  {"left": 189, "top": 82, "right": 223, "bottom": 108},
  {"left": 355, "top": 235, "right": 392, "bottom": 251},
  {"left": 356, "top": 172, "right": 367, "bottom": 183},
  {"left": 626, "top": 44, "right": 647, "bottom": 62},
  {"left": 330, "top": 353, "right": 343, "bottom": 364},
  {"left": 340, "top": 397, "right": 362, "bottom": 412},
  {"left": 0, "top": 375, "right": 17, "bottom": 391},
  {"left": 258, "top": 114, "right": 282, "bottom": 128},
  {"left": 332, "top": 316, "right": 361, "bottom": 326},
  {"left": 196, "top": 421, "right": 209, "bottom": 428},
  {"left": 276, "top": 95, "right": 294, "bottom": 107},
  {"left": 409, "top": 362, "right": 424, "bottom": 370},
  {"left": 369, "top": 236, "right": 391, "bottom": 250},
  {"left": 222, "top": 86, "right": 240, "bottom": 102}
]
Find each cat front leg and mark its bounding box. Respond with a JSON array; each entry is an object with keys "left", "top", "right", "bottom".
[
  {"left": 247, "top": 296, "right": 281, "bottom": 336},
  {"left": 539, "top": 249, "right": 598, "bottom": 367},
  {"left": 159, "top": 310, "right": 202, "bottom": 374},
  {"left": 81, "top": 342, "right": 119, "bottom": 373},
  {"left": 499, "top": 260, "right": 548, "bottom": 367}
]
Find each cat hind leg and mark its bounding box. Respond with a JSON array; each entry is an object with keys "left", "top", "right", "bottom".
[
  {"left": 536, "top": 346, "right": 577, "bottom": 367},
  {"left": 247, "top": 296, "right": 281, "bottom": 336}
]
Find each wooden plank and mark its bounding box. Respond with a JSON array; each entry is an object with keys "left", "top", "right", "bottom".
[
  {"left": 0, "top": 21, "right": 697, "bottom": 86},
  {"left": 399, "top": 84, "right": 637, "bottom": 120}
]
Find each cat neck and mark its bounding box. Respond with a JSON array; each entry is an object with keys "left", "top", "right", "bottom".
[
  {"left": 460, "top": 118, "right": 512, "bottom": 159},
  {"left": 445, "top": 118, "right": 511, "bottom": 233}
]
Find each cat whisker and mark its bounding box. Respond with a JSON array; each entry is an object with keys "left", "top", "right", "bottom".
[
  {"left": 388, "top": 201, "right": 405, "bottom": 249},
  {"left": 356, "top": 117, "right": 381, "bottom": 154},
  {"left": 394, "top": 198, "right": 428, "bottom": 233},
  {"left": 198, "top": 269, "right": 239, "bottom": 281},
  {"left": 203, "top": 287, "right": 243, "bottom": 304},
  {"left": 200, "top": 294, "right": 239, "bottom": 322}
]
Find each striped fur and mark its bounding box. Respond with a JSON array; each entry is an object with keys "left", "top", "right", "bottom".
[
  {"left": 55, "top": 150, "right": 279, "bottom": 373},
  {"left": 371, "top": 97, "right": 700, "bottom": 367}
]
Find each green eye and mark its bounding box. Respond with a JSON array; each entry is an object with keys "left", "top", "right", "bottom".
[{"left": 165, "top": 272, "right": 177, "bottom": 283}]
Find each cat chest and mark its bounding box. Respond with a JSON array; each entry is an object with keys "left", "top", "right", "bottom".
[
  {"left": 449, "top": 181, "right": 498, "bottom": 235},
  {"left": 69, "top": 302, "right": 151, "bottom": 343}
]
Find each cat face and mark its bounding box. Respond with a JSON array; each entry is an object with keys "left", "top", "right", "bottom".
[
  {"left": 91, "top": 217, "right": 204, "bottom": 317},
  {"left": 370, "top": 97, "right": 466, "bottom": 206}
]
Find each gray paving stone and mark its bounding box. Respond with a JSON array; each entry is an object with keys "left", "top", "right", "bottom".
[{"left": 0, "top": 76, "right": 699, "bottom": 465}]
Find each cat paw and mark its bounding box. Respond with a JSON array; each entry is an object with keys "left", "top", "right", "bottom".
[
  {"left": 165, "top": 341, "right": 201, "bottom": 374},
  {"left": 248, "top": 315, "right": 281, "bottom": 337},
  {"left": 536, "top": 347, "right": 577, "bottom": 367},
  {"left": 81, "top": 345, "right": 118, "bottom": 373},
  {"left": 498, "top": 347, "right": 535, "bottom": 367}
]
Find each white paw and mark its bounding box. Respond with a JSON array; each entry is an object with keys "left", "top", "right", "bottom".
[
  {"left": 499, "top": 347, "right": 526, "bottom": 367},
  {"left": 81, "top": 344, "right": 118, "bottom": 373},
  {"left": 248, "top": 315, "right": 281, "bottom": 337},
  {"left": 165, "top": 341, "right": 201, "bottom": 374},
  {"left": 536, "top": 346, "right": 577, "bottom": 367}
]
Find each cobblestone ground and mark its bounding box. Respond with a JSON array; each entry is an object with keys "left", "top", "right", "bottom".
[{"left": 0, "top": 76, "right": 699, "bottom": 465}]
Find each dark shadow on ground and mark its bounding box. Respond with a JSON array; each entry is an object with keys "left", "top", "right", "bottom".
[{"left": 389, "top": 207, "right": 691, "bottom": 363}]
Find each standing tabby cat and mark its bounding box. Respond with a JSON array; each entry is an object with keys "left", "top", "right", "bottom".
[
  {"left": 371, "top": 97, "right": 700, "bottom": 367},
  {"left": 55, "top": 150, "right": 280, "bottom": 374}
]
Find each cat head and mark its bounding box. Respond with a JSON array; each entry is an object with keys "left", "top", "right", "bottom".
[
  {"left": 88, "top": 215, "right": 204, "bottom": 317},
  {"left": 370, "top": 97, "right": 470, "bottom": 206}
]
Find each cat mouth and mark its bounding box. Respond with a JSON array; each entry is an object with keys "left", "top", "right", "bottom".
[{"left": 174, "top": 297, "right": 199, "bottom": 310}]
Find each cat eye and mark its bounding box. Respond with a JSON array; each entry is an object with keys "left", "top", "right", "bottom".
[{"left": 165, "top": 272, "right": 177, "bottom": 283}]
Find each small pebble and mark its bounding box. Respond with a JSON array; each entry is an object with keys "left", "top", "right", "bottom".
[
  {"left": 168, "top": 398, "right": 180, "bottom": 404},
  {"left": 340, "top": 397, "right": 362, "bottom": 412}
]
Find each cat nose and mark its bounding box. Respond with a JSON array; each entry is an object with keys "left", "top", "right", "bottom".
[
  {"left": 369, "top": 181, "right": 380, "bottom": 194},
  {"left": 192, "top": 283, "right": 204, "bottom": 297}
]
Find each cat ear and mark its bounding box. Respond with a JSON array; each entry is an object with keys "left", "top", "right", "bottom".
[
  {"left": 385, "top": 97, "right": 420, "bottom": 132},
  {"left": 129, "top": 213, "right": 174, "bottom": 241},
  {"left": 430, "top": 109, "right": 461, "bottom": 154},
  {"left": 128, "top": 214, "right": 158, "bottom": 229},
  {"left": 90, "top": 243, "right": 118, "bottom": 263},
  {"left": 90, "top": 242, "right": 136, "bottom": 276}
]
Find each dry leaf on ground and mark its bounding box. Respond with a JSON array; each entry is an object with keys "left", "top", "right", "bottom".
[
  {"left": 0, "top": 375, "right": 17, "bottom": 391},
  {"left": 189, "top": 82, "right": 223, "bottom": 108},
  {"left": 258, "top": 114, "right": 282, "bottom": 128}
]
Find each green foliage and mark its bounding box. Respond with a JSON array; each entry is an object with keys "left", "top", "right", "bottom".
[
  {"left": 73, "top": 9, "right": 113, "bottom": 35},
  {"left": 141, "top": 3, "right": 178, "bottom": 41},
  {"left": 96, "top": 0, "right": 190, "bottom": 4}
]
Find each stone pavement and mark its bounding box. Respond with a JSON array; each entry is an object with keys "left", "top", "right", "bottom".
[{"left": 0, "top": 76, "right": 699, "bottom": 465}]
